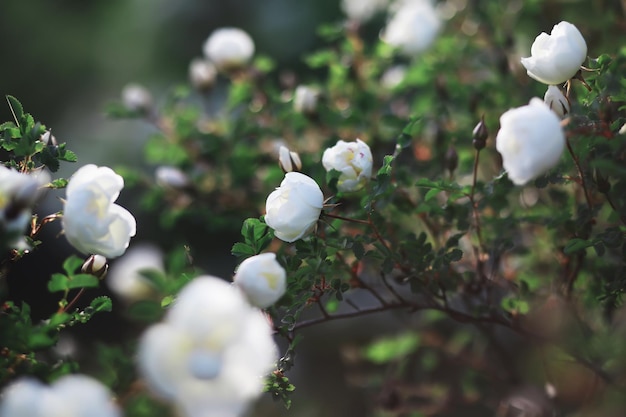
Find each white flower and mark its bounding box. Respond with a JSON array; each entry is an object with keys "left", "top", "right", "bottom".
[
  {"left": 380, "top": 65, "right": 407, "bottom": 90},
  {"left": 137, "top": 276, "right": 277, "bottom": 417},
  {"left": 265, "top": 172, "right": 324, "bottom": 243},
  {"left": 322, "top": 139, "right": 373, "bottom": 192},
  {"left": 543, "top": 85, "right": 570, "bottom": 118},
  {"left": 81, "top": 254, "right": 109, "bottom": 279},
  {"left": 381, "top": 0, "right": 441, "bottom": 56},
  {"left": 62, "top": 164, "right": 136, "bottom": 258},
  {"left": 106, "top": 244, "right": 163, "bottom": 302},
  {"left": 234, "top": 253, "right": 286, "bottom": 308},
  {"left": 521, "top": 21, "right": 587, "bottom": 85},
  {"left": 496, "top": 98, "right": 565, "bottom": 186},
  {"left": 293, "top": 85, "right": 320, "bottom": 114},
  {"left": 203, "top": 28, "right": 255, "bottom": 71},
  {"left": 0, "top": 375, "right": 121, "bottom": 417},
  {"left": 341, "top": 0, "right": 388, "bottom": 21},
  {"left": 189, "top": 58, "right": 217, "bottom": 91},
  {"left": 155, "top": 166, "right": 189, "bottom": 189},
  {"left": 278, "top": 146, "right": 302, "bottom": 173},
  {"left": 121, "top": 83, "right": 152, "bottom": 112}
]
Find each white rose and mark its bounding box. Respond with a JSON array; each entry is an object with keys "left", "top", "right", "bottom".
[
  {"left": 293, "top": 85, "right": 320, "bottom": 114},
  {"left": 322, "top": 138, "right": 373, "bottom": 193},
  {"left": 521, "top": 21, "right": 587, "bottom": 85},
  {"left": 381, "top": 0, "right": 441, "bottom": 56},
  {"left": 0, "top": 375, "right": 121, "bottom": 417},
  {"left": 233, "top": 253, "right": 286, "bottom": 308},
  {"left": 203, "top": 28, "right": 255, "bottom": 72},
  {"left": 121, "top": 83, "right": 152, "bottom": 112},
  {"left": 543, "top": 85, "right": 570, "bottom": 119},
  {"left": 278, "top": 145, "right": 302, "bottom": 173},
  {"left": 62, "top": 164, "right": 136, "bottom": 258},
  {"left": 106, "top": 244, "right": 163, "bottom": 302},
  {"left": 341, "top": 0, "right": 388, "bottom": 22},
  {"left": 155, "top": 166, "right": 189, "bottom": 189},
  {"left": 189, "top": 58, "right": 217, "bottom": 91},
  {"left": 265, "top": 172, "right": 324, "bottom": 243},
  {"left": 496, "top": 98, "right": 565, "bottom": 186},
  {"left": 137, "top": 276, "right": 277, "bottom": 417}
]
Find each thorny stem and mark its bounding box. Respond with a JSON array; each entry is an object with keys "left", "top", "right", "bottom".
[
  {"left": 468, "top": 149, "right": 487, "bottom": 277},
  {"left": 323, "top": 212, "right": 370, "bottom": 225},
  {"left": 61, "top": 288, "right": 86, "bottom": 313}
]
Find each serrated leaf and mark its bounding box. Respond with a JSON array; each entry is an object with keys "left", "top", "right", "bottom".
[
  {"left": 48, "top": 312, "right": 71, "bottom": 327},
  {"left": 48, "top": 273, "right": 69, "bottom": 292},
  {"left": 90, "top": 296, "right": 113, "bottom": 313},
  {"left": 63, "top": 255, "right": 84, "bottom": 275},
  {"left": 67, "top": 274, "right": 99, "bottom": 290},
  {"left": 6, "top": 95, "right": 24, "bottom": 124},
  {"left": 49, "top": 178, "right": 69, "bottom": 189}
]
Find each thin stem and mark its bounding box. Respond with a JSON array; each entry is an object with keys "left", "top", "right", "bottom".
[
  {"left": 62, "top": 288, "right": 86, "bottom": 313},
  {"left": 566, "top": 136, "right": 593, "bottom": 210},
  {"left": 323, "top": 212, "right": 370, "bottom": 225}
]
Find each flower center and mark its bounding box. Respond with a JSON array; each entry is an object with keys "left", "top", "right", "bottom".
[{"left": 188, "top": 349, "right": 222, "bottom": 380}]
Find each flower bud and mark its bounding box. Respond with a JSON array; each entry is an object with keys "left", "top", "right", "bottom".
[
  {"left": 322, "top": 138, "right": 373, "bottom": 192},
  {"left": 81, "top": 254, "right": 109, "bottom": 280},
  {"left": 155, "top": 166, "right": 189, "bottom": 189},
  {"left": 445, "top": 145, "right": 458, "bottom": 174},
  {"left": 472, "top": 116, "right": 489, "bottom": 150},
  {"left": 40, "top": 130, "right": 57, "bottom": 146},
  {"left": 189, "top": 58, "right": 217, "bottom": 91},
  {"left": 121, "top": 83, "right": 152, "bottom": 113},
  {"left": 202, "top": 27, "right": 255, "bottom": 72},
  {"left": 233, "top": 253, "right": 287, "bottom": 308},
  {"left": 293, "top": 85, "right": 320, "bottom": 114},
  {"left": 278, "top": 146, "right": 302, "bottom": 173},
  {"left": 543, "top": 85, "right": 570, "bottom": 119}
]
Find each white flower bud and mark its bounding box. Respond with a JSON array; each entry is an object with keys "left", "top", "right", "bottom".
[
  {"left": 106, "top": 244, "right": 163, "bottom": 302},
  {"left": 322, "top": 138, "right": 373, "bottom": 192},
  {"left": 203, "top": 28, "right": 255, "bottom": 72},
  {"left": 189, "top": 58, "right": 217, "bottom": 91},
  {"left": 543, "top": 85, "right": 570, "bottom": 118},
  {"left": 121, "top": 83, "right": 152, "bottom": 112},
  {"left": 62, "top": 164, "right": 136, "bottom": 258},
  {"left": 234, "top": 253, "right": 286, "bottom": 308},
  {"left": 155, "top": 166, "right": 189, "bottom": 189},
  {"left": 0, "top": 375, "right": 121, "bottom": 417},
  {"left": 278, "top": 146, "right": 302, "bottom": 173},
  {"left": 521, "top": 21, "right": 587, "bottom": 85},
  {"left": 81, "top": 254, "right": 108, "bottom": 279},
  {"left": 40, "top": 130, "right": 57, "bottom": 146},
  {"left": 496, "top": 98, "right": 565, "bottom": 186},
  {"left": 381, "top": 0, "right": 441, "bottom": 56},
  {"left": 293, "top": 85, "right": 320, "bottom": 114},
  {"left": 265, "top": 172, "right": 324, "bottom": 243}
]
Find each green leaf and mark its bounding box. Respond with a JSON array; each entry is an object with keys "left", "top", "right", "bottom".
[
  {"left": 48, "top": 273, "right": 69, "bottom": 292},
  {"left": 67, "top": 274, "right": 100, "bottom": 290},
  {"left": 63, "top": 255, "right": 84, "bottom": 275},
  {"left": 48, "top": 312, "right": 71, "bottom": 328},
  {"left": 425, "top": 188, "right": 441, "bottom": 202},
  {"left": 364, "top": 333, "right": 420, "bottom": 364},
  {"left": 127, "top": 300, "right": 163, "bottom": 323},
  {"left": 6, "top": 95, "right": 24, "bottom": 124},
  {"left": 563, "top": 238, "right": 593, "bottom": 255},
  {"left": 49, "top": 178, "right": 69, "bottom": 189},
  {"left": 90, "top": 296, "right": 113, "bottom": 313}
]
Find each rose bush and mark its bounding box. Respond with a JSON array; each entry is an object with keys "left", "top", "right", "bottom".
[
  {"left": 322, "top": 138, "right": 373, "bottom": 193},
  {"left": 233, "top": 252, "right": 286, "bottom": 308},
  {"left": 62, "top": 164, "right": 136, "bottom": 258},
  {"left": 264, "top": 172, "right": 324, "bottom": 242}
]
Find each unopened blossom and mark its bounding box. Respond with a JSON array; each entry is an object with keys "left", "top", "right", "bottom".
[
  {"left": 543, "top": 85, "right": 570, "bottom": 118},
  {"left": 234, "top": 253, "right": 286, "bottom": 308},
  {"left": 322, "top": 139, "right": 373, "bottom": 192},
  {"left": 0, "top": 375, "right": 121, "bottom": 417},
  {"left": 341, "top": 0, "right": 388, "bottom": 22},
  {"left": 81, "top": 254, "right": 109, "bottom": 280},
  {"left": 521, "top": 21, "right": 587, "bottom": 85},
  {"left": 496, "top": 98, "right": 565, "bottom": 186},
  {"left": 137, "top": 276, "right": 277, "bottom": 417},
  {"left": 62, "top": 164, "right": 136, "bottom": 258},
  {"left": 189, "top": 58, "right": 217, "bottom": 91},
  {"left": 265, "top": 172, "right": 324, "bottom": 243},
  {"left": 278, "top": 146, "right": 302, "bottom": 173},
  {"left": 121, "top": 83, "right": 152, "bottom": 112},
  {"left": 106, "top": 244, "right": 163, "bottom": 302},
  {"left": 381, "top": 0, "right": 441, "bottom": 56},
  {"left": 203, "top": 28, "right": 255, "bottom": 72},
  {"left": 293, "top": 85, "right": 320, "bottom": 114},
  {"left": 156, "top": 166, "right": 190, "bottom": 189}
]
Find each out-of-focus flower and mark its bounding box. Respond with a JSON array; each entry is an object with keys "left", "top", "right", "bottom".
[
  {"left": 106, "top": 244, "right": 163, "bottom": 302},
  {"left": 156, "top": 166, "right": 190, "bottom": 189},
  {"left": 203, "top": 28, "right": 255, "bottom": 72},
  {"left": 380, "top": 65, "right": 407, "bottom": 90},
  {"left": 278, "top": 146, "right": 302, "bottom": 173},
  {"left": 381, "top": 0, "right": 441, "bottom": 56},
  {"left": 121, "top": 83, "right": 153, "bottom": 112},
  {"left": 521, "top": 21, "right": 587, "bottom": 85},
  {"left": 62, "top": 164, "right": 136, "bottom": 258},
  {"left": 189, "top": 58, "right": 217, "bottom": 91},
  {"left": 137, "top": 276, "right": 277, "bottom": 417},
  {"left": 341, "top": 0, "right": 388, "bottom": 21},
  {"left": 293, "top": 85, "right": 320, "bottom": 114},
  {"left": 265, "top": 172, "right": 324, "bottom": 243},
  {"left": 81, "top": 254, "right": 109, "bottom": 280},
  {"left": 543, "top": 85, "right": 570, "bottom": 118},
  {"left": 322, "top": 139, "right": 373, "bottom": 192},
  {"left": 40, "top": 130, "right": 57, "bottom": 146},
  {"left": 0, "top": 375, "right": 121, "bottom": 417},
  {"left": 233, "top": 253, "right": 286, "bottom": 308},
  {"left": 495, "top": 98, "right": 565, "bottom": 186}
]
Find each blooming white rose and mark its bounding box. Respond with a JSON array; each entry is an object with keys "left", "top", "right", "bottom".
[
  {"left": 322, "top": 138, "right": 373, "bottom": 193},
  {"left": 381, "top": 0, "right": 441, "bottom": 56},
  {"left": 203, "top": 28, "right": 255, "bottom": 71},
  {"left": 189, "top": 58, "right": 217, "bottom": 91},
  {"left": 62, "top": 164, "right": 136, "bottom": 258},
  {"left": 496, "top": 98, "right": 565, "bottom": 186},
  {"left": 341, "top": 0, "right": 388, "bottom": 22},
  {"left": 293, "top": 85, "right": 320, "bottom": 114},
  {"left": 137, "top": 276, "right": 277, "bottom": 417},
  {"left": 234, "top": 253, "right": 286, "bottom": 308},
  {"left": 121, "top": 83, "right": 152, "bottom": 112},
  {"left": 0, "top": 375, "right": 121, "bottom": 417},
  {"left": 521, "top": 21, "right": 587, "bottom": 85},
  {"left": 106, "top": 244, "right": 163, "bottom": 302},
  {"left": 265, "top": 172, "right": 324, "bottom": 243},
  {"left": 543, "top": 85, "right": 570, "bottom": 119},
  {"left": 278, "top": 146, "right": 302, "bottom": 173}
]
